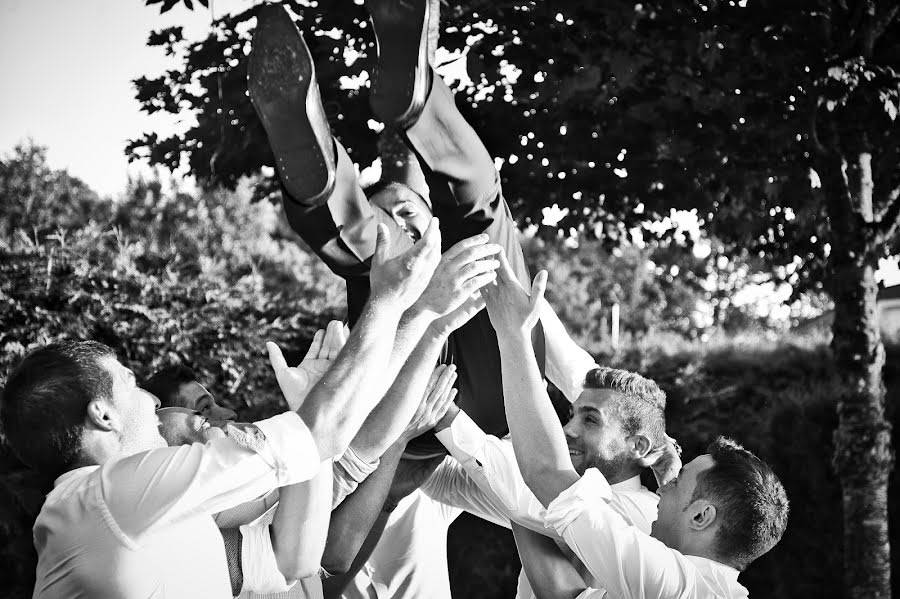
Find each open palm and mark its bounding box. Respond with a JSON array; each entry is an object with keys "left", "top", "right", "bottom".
[{"left": 267, "top": 320, "right": 348, "bottom": 411}]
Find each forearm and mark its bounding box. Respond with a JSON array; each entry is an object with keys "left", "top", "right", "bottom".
[
  {"left": 270, "top": 464, "right": 333, "bottom": 581},
  {"left": 320, "top": 441, "right": 405, "bottom": 574},
  {"left": 298, "top": 299, "right": 403, "bottom": 459},
  {"left": 350, "top": 329, "right": 445, "bottom": 462},
  {"left": 512, "top": 522, "right": 586, "bottom": 599},
  {"left": 499, "top": 332, "right": 579, "bottom": 507},
  {"left": 321, "top": 509, "right": 391, "bottom": 599},
  {"left": 540, "top": 298, "right": 598, "bottom": 403}
]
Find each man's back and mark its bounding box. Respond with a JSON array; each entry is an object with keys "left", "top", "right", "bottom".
[{"left": 34, "top": 466, "right": 231, "bottom": 599}]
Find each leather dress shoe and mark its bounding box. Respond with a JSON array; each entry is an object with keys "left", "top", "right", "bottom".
[
  {"left": 248, "top": 5, "right": 335, "bottom": 206},
  {"left": 368, "top": 0, "right": 433, "bottom": 129}
]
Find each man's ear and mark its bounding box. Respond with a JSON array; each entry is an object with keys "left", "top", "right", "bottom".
[
  {"left": 688, "top": 501, "right": 717, "bottom": 532},
  {"left": 85, "top": 399, "right": 118, "bottom": 432},
  {"left": 628, "top": 434, "right": 653, "bottom": 460}
]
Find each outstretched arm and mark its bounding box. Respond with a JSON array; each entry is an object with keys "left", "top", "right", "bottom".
[
  {"left": 483, "top": 252, "right": 579, "bottom": 507},
  {"left": 267, "top": 220, "right": 442, "bottom": 460},
  {"left": 512, "top": 522, "right": 593, "bottom": 599},
  {"left": 320, "top": 364, "right": 458, "bottom": 574}
]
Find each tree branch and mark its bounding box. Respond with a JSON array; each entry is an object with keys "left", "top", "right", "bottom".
[{"left": 874, "top": 189, "right": 900, "bottom": 245}]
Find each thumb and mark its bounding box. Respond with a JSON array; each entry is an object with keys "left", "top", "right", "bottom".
[
  {"left": 266, "top": 341, "right": 289, "bottom": 374},
  {"left": 373, "top": 223, "right": 390, "bottom": 265},
  {"left": 530, "top": 270, "right": 548, "bottom": 308}
]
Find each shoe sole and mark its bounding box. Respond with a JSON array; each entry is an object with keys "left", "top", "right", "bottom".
[
  {"left": 248, "top": 6, "right": 335, "bottom": 205},
  {"left": 369, "top": 0, "right": 431, "bottom": 128}
]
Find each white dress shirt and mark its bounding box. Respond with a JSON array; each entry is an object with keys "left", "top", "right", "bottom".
[
  {"left": 216, "top": 448, "right": 376, "bottom": 599},
  {"left": 430, "top": 412, "right": 659, "bottom": 599},
  {"left": 32, "top": 411, "right": 321, "bottom": 599},
  {"left": 344, "top": 300, "right": 599, "bottom": 599},
  {"left": 342, "top": 487, "right": 459, "bottom": 599},
  {"left": 546, "top": 469, "right": 748, "bottom": 599}
]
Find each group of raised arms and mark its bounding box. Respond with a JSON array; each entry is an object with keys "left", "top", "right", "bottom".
[{"left": 0, "top": 1, "right": 789, "bottom": 598}]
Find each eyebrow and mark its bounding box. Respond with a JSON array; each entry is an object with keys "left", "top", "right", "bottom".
[{"left": 575, "top": 405, "right": 602, "bottom": 415}]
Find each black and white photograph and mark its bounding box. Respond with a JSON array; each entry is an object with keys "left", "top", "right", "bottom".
[{"left": 1, "top": 1, "right": 899, "bottom": 598}]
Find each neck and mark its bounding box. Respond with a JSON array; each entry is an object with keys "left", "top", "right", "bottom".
[{"left": 602, "top": 462, "right": 642, "bottom": 486}]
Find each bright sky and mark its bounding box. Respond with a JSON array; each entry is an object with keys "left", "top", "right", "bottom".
[{"left": 0, "top": 0, "right": 253, "bottom": 197}]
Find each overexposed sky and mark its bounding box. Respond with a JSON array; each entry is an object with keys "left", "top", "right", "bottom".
[{"left": 0, "top": 0, "right": 252, "bottom": 196}]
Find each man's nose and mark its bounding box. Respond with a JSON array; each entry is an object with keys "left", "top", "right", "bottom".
[
  {"left": 563, "top": 420, "right": 577, "bottom": 438},
  {"left": 215, "top": 405, "right": 237, "bottom": 422}
]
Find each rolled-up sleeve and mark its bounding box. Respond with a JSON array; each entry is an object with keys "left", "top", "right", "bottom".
[
  {"left": 331, "top": 445, "right": 380, "bottom": 508},
  {"left": 103, "top": 411, "right": 321, "bottom": 544},
  {"left": 240, "top": 513, "right": 295, "bottom": 594},
  {"left": 435, "top": 412, "right": 550, "bottom": 534},
  {"left": 252, "top": 411, "right": 322, "bottom": 486}
]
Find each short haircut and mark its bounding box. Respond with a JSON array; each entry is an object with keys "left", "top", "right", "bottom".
[
  {"left": 690, "top": 437, "right": 789, "bottom": 570},
  {"left": 583, "top": 366, "right": 666, "bottom": 445},
  {"left": 363, "top": 179, "right": 429, "bottom": 207},
  {"left": 1, "top": 341, "right": 115, "bottom": 475},
  {"left": 143, "top": 365, "right": 199, "bottom": 409}
]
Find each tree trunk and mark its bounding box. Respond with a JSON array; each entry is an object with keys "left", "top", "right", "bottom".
[
  {"left": 376, "top": 0, "right": 440, "bottom": 196},
  {"left": 825, "top": 152, "right": 894, "bottom": 599}
]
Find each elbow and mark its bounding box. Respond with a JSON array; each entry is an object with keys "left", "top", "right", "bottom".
[
  {"left": 319, "top": 553, "right": 354, "bottom": 576},
  {"left": 277, "top": 550, "right": 325, "bottom": 583},
  {"left": 280, "top": 562, "right": 322, "bottom": 583}
]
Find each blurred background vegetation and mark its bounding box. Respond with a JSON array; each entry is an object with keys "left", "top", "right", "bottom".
[{"left": 1, "top": 140, "right": 897, "bottom": 598}]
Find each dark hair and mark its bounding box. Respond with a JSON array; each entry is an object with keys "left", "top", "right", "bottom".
[
  {"left": 363, "top": 179, "right": 429, "bottom": 206},
  {"left": 583, "top": 367, "right": 666, "bottom": 446},
  {"left": 143, "top": 365, "right": 199, "bottom": 408},
  {"left": 1, "top": 341, "right": 115, "bottom": 475},
  {"left": 690, "top": 437, "right": 789, "bottom": 570}
]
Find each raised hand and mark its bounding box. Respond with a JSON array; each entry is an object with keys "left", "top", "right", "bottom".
[
  {"left": 370, "top": 218, "right": 442, "bottom": 311},
  {"left": 429, "top": 292, "right": 487, "bottom": 339},
  {"left": 483, "top": 250, "right": 548, "bottom": 336},
  {"left": 266, "top": 320, "right": 347, "bottom": 411},
  {"left": 401, "top": 363, "right": 459, "bottom": 442},
  {"left": 412, "top": 233, "right": 500, "bottom": 319},
  {"left": 638, "top": 435, "right": 683, "bottom": 487}
]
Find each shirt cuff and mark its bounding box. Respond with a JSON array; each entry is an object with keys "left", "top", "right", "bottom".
[
  {"left": 240, "top": 520, "right": 295, "bottom": 594},
  {"left": 435, "top": 410, "right": 487, "bottom": 461},
  {"left": 543, "top": 468, "right": 613, "bottom": 535},
  {"left": 253, "top": 411, "right": 322, "bottom": 486},
  {"left": 331, "top": 446, "right": 380, "bottom": 508}
]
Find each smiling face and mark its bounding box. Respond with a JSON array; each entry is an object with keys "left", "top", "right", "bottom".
[
  {"left": 563, "top": 388, "right": 631, "bottom": 479},
  {"left": 651, "top": 454, "right": 715, "bottom": 549},
  {"left": 102, "top": 357, "right": 167, "bottom": 455},
  {"left": 157, "top": 406, "right": 227, "bottom": 446},
  {"left": 171, "top": 381, "right": 237, "bottom": 425},
  {"left": 369, "top": 184, "right": 432, "bottom": 242}
]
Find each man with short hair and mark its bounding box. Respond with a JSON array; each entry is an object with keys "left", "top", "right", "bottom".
[
  {"left": 480, "top": 252, "right": 790, "bottom": 598},
  {"left": 1, "top": 221, "right": 492, "bottom": 598},
  {"left": 144, "top": 364, "right": 237, "bottom": 424},
  {"left": 418, "top": 363, "right": 674, "bottom": 599}
]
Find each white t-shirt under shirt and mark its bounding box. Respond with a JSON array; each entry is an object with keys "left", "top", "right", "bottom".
[{"left": 32, "top": 412, "right": 320, "bottom": 599}]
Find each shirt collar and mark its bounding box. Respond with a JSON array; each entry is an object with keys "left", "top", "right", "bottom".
[
  {"left": 609, "top": 474, "right": 643, "bottom": 492},
  {"left": 685, "top": 554, "right": 743, "bottom": 583},
  {"left": 54, "top": 465, "right": 99, "bottom": 488}
]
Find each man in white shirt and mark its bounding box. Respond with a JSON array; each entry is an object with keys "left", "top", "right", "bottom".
[
  {"left": 1, "top": 221, "right": 499, "bottom": 598},
  {"left": 481, "top": 252, "right": 790, "bottom": 599}
]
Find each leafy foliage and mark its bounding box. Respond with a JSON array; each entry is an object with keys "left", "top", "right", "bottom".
[{"left": 130, "top": 0, "right": 900, "bottom": 294}]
